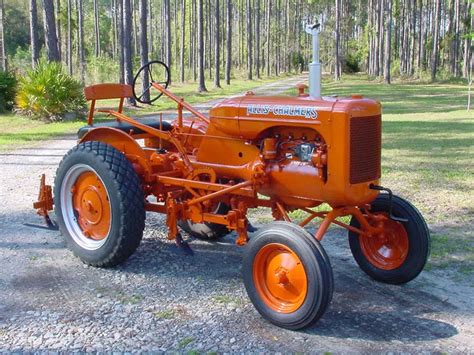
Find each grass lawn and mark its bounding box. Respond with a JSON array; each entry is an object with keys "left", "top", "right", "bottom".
[{"left": 0, "top": 75, "right": 291, "bottom": 150}]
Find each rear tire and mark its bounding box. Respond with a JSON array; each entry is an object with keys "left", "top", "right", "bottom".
[
  {"left": 178, "top": 202, "right": 230, "bottom": 240},
  {"left": 243, "top": 221, "right": 333, "bottom": 330},
  {"left": 349, "top": 194, "right": 430, "bottom": 284},
  {"left": 54, "top": 141, "right": 145, "bottom": 267}
]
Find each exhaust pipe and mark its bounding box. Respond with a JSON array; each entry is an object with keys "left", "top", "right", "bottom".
[{"left": 305, "top": 22, "right": 321, "bottom": 98}]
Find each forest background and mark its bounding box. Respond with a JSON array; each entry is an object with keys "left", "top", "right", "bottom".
[{"left": 0, "top": 0, "right": 472, "bottom": 95}]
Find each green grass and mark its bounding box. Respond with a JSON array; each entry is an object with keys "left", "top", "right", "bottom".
[
  {"left": 178, "top": 336, "right": 194, "bottom": 348},
  {"left": 0, "top": 75, "right": 292, "bottom": 150},
  {"left": 152, "top": 309, "right": 175, "bottom": 320},
  {"left": 321, "top": 74, "right": 469, "bottom": 115}
]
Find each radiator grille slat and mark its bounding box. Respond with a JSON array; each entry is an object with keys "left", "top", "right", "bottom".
[{"left": 349, "top": 115, "right": 381, "bottom": 184}]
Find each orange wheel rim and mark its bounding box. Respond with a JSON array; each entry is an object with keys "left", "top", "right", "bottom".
[
  {"left": 253, "top": 243, "right": 308, "bottom": 313},
  {"left": 72, "top": 171, "right": 111, "bottom": 240},
  {"left": 360, "top": 213, "right": 409, "bottom": 270}
]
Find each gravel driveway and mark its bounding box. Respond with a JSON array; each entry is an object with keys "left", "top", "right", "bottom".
[{"left": 1, "top": 77, "right": 473, "bottom": 352}]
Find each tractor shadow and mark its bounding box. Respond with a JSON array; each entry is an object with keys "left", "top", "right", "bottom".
[{"left": 302, "top": 270, "right": 459, "bottom": 341}]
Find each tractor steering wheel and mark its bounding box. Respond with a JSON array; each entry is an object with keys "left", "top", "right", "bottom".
[{"left": 132, "top": 60, "right": 171, "bottom": 104}]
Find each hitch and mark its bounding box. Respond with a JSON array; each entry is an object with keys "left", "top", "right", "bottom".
[
  {"left": 33, "top": 174, "right": 57, "bottom": 229},
  {"left": 369, "top": 184, "right": 408, "bottom": 223}
]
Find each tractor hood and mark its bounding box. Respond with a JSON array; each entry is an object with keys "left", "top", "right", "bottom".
[{"left": 208, "top": 91, "right": 380, "bottom": 139}]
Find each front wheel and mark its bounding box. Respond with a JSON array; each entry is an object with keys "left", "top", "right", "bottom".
[
  {"left": 54, "top": 141, "right": 146, "bottom": 267},
  {"left": 349, "top": 194, "right": 431, "bottom": 284},
  {"left": 243, "top": 221, "right": 333, "bottom": 330}
]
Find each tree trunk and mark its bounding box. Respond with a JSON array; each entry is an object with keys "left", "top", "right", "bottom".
[
  {"left": 214, "top": 0, "right": 221, "bottom": 87},
  {"left": 431, "top": 0, "right": 441, "bottom": 80},
  {"left": 197, "top": 0, "right": 207, "bottom": 92},
  {"left": 453, "top": 0, "right": 461, "bottom": 77},
  {"left": 148, "top": 1, "right": 153, "bottom": 57},
  {"left": 275, "top": 0, "right": 280, "bottom": 75},
  {"left": 246, "top": 0, "right": 253, "bottom": 80},
  {"left": 266, "top": 0, "right": 271, "bottom": 76},
  {"left": 180, "top": 0, "right": 186, "bottom": 82},
  {"left": 117, "top": 0, "right": 124, "bottom": 83},
  {"left": 77, "top": 0, "right": 85, "bottom": 82},
  {"left": 42, "top": 0, "right": 61, "bottom": 62},
  {"left": 0, "top": 0, "right": 5, "bottom": 71},
  {"left": 384, "top": 0, "right": 392, "bottom": 84},
  {"left": 123, "top": 0, "right": 135, "bottom": 105},
  {"left": 417, "top": 0, "right": 423, "bottom": 70},
  {"left": 139, "top": 0, "right": 149, "bottom": 103},
  {"left": 193, "top": 0, "right": 197, "bottom": 81},
  {"left": 462, "top": 1, "right": 472, "bottom": 79},
  {"left": 29, "top": 0, "right": 40, "bottom": 67},
  {"left": 55, "top": 0, "right": 61, "bottom": 60},
  {"left": 94, "top": 0, "right": 101, "bottom": 57},
  {"left": 165, "top": 0, "right": 171, "bottom": 67},
  {"left": 132, "top": 0, "right": 138, "bottom": 56},
  {"left": 255, "top": 0, "right": 260, "bottom": 78},
  {"left": 67, "top": 0, "right": 72, "bottom": 74},
  {"left": 206, "top": 0, "right": 212, "bottom": 79},
  {"left": 174, "top": 0, "right": 178, "bottom": 69},
  {"left": 225, "top": 0, "right": 232, "bottom": 84},
  {"left": 378, "top": 0, "right": 385, "bottom": 77},
  {"left": 335, "top": 0, "right": 341, "bottom": 80}
]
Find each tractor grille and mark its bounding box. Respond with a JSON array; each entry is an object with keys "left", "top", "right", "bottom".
[{"left": 349, "top": 115, "right": 381, "bottom": 184}]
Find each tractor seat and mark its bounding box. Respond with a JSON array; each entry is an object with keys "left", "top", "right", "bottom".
[{"left": 77, "top": 117, "right": 173, "bottom": 139}]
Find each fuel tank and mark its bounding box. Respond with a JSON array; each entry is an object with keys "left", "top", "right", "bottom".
[{"left": 196, "top": 90, "right": 382, "bottom": 207}]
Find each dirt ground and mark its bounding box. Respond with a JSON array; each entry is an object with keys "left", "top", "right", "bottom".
[{"left": 0, "top": 77, "right": 473, "bottom": 352}]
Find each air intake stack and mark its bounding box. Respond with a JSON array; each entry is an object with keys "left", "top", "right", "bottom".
[{"left": 305, "top": 22, "right": 322, "bottom": 98}]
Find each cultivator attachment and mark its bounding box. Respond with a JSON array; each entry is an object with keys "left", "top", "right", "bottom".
[{"left": 33, "top": 174, "right": 55, "bottom": 229}]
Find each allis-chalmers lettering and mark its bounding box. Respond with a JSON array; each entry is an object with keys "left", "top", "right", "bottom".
[{"left": 247, "top": 104, "right": 319, "bottom": 119}]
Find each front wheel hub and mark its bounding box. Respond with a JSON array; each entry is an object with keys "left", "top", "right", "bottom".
[
  {"left": 253, "top": 243, "right": 308, "bottom": 313},
  {"left": 360, "top": 214, "right": 409, "bottom": 270}
]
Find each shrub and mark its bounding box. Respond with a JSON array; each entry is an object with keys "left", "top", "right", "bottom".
[
  {"left": 0, "top": 70, "right": 17, "bottom": 112},
  {"left": 87, "top": 56, "right": 120, "bottom": 85},
  {"left": 343, "top": 53, "right": 361, "bottom": 73},
  {"left": 15, "top": 60, "right": 86, "bottom": 121}
]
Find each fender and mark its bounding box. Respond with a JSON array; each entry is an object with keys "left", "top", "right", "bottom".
[{"left": 79, "top": 127, "right": 152, "bottom": 179}]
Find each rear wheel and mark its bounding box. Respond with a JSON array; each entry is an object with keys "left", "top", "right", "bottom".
[
  {"left": 349, "top": 194, "right": 430, "bottom": 284},
  {"left": 243, "top": 221, "right": 333, "bottom": 330},
  {"left": 54, "top": 141, "right": 145, "bottom": 267}
]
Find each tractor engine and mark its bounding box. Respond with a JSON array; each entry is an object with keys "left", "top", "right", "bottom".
[{"left": 193, "top": 91, "right": 382, "bottom": 209}]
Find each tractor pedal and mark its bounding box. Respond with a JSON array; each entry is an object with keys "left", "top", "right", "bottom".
[{"left": 173, "top": 233, "right": 194, "bottom": 256}]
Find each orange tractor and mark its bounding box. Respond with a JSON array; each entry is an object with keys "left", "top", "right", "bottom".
[{"left": 34, "top": 24, "right": 430, "bottom": 330}]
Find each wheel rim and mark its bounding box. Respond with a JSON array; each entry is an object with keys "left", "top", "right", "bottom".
[
  {"left": 253, "top": 243, "right": 308, "bottom": 313},
  {"left": 360, "top": 213, "right": 409, "bottom": 270},
  {"left": 60, "top": 164, "right": 111, "bottom": 250}
]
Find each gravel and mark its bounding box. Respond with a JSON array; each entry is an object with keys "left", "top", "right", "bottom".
[{"left": 1, "top": 77, "right": 473, "bottom": 352}]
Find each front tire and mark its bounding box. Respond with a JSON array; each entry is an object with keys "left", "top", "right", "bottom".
[
  {"left": 349, "top": 194, "right": 430, "bottom": 284},
  {"left": 243, "top": 221, "right": 333, "bottom": 330},
  {"left": 54, "top": 141, "right": 145, "bottom": 267}
]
